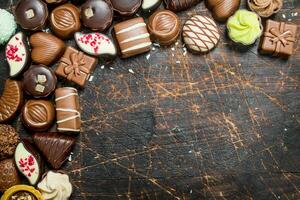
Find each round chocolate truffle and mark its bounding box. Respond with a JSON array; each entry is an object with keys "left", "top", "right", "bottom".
[
  {"left": 110, "top": 0, "right": 142, "bottom": 16},
  {"left": 22, "top": 100, "right": 55, "bottom": 131},
  {"left": 50, "top": 3, "right": 81, "bottom": 39},
  {"left": 0, "top": 159, "right": 20, "bottom": 192},
  {"left": 23, "top": 65, "right": 57, "bottom": 98},
  {"left": 14, "top": 0, "right": 48, "bottom": 31},
  {"left": 81, "top": 0, "right": 113, "bottom": 31},
  {"left": 0, "top": 125, "right": 19, "bottom": 161},
  {"left": 148, "top": 9, "right": 181, "bottom": 46}
]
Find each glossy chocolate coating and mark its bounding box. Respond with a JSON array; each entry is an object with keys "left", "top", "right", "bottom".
[
  {"left": 206, "top": 0, "right": 240, "bottom": 22},
  {"left": 44, "top": 0, "right": 67, "bottom": 4},
  {"left": 14, "top": 0, "right": 48, "bottom": 31},
  {"left": 164, "top": 0, "right": 200, "bottom": 12},
  {"left": 23, "top": 65, "right": 57, "bottom": 98},
  {"left": 81, "top": 0, "right": 113, "bottom": 31},
  {"left": 22, "top": 100, "right": 55, "bottom": 132},
  {"left": 50, "top": 3, "right": 81, "bottom": 39},
  {"left": 110, "top": 0, "right": 142, "bottom": 16}
]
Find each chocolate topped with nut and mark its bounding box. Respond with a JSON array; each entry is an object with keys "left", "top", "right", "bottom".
[{"left": 9, "top": 191, "right": 37, "bottom": 200}]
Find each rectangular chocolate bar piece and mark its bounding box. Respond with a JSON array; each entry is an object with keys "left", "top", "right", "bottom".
[
  {"left": 55, "top": 46, "right": 98, "bottom": 87},
  {"left": 260, "top": 20, "right": 298, "bottom": 58},
  {"left": 114, "top": 17, "right": 152, "bottom": 58},
  {"left": 55, "top": 87, "right": 81, "bottom": 133}
]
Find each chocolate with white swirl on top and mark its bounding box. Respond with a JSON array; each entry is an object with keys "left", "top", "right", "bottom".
[
  {"left": 182, "top": 15, "right": 220, "bottom": 53},
  {"left": 164, "top": 0, "right": 200, "bottom": 12},
  {"left": 55, "top": 87, "right": 81, "bottom": 133}
]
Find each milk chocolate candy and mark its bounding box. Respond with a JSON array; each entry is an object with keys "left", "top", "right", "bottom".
[
  {"left": 0, "top": 80, "right": 23, "bottom": 123},
  {"left": 23, "top": 65, "right": 57, "bottom": 98},
  {"left": 75, "top": 32, "right": 117, "bottom": 57},
  {"left": 22, "top": 100, "right": 55, "bottom": 132},
  {"left": 0, "top": 125, "right": 19, "bottom": 161},
  {"left": 248, "top": 0, "right": 283, "bottom": 18},
  {"left": 148, "top": 9, "right": 181, "bottom": 45},
  {"left": 15, "top": 141, "right": 43, "bottom": 185},
  {"left": 50, "top": 3, "right": 81, "bottom": 39},
  {"left": 164, "top": 0, "right": 200, "bottom": 12},
  {"left": 0, "top": 159, "right": 20, "bottom": 192},
  {"left": 5, "top": 32, "right": 30, "bottom": 78},
  {"left": 114, "top": 17, "right": 152, "bottom": 58},
  {"left": 81, "top": 0, "right": 113, "bottom": 31},
  {"left": 110, "top": 0, "right": 142, "bottom": 16},
  {"left": 142, "top": 0, "right": 162, "bottom": 12},
  {"left": 33, "top": 133, "right": 76, "bottom": 169},
  {"left": 55, "top": 87, "right": 81, "bottom": 133},
  {"left": 30, "top": 32, "right": 66, "bottom": 66},
  {"left": 206, "top": 0, "right": 240, "bottom": 22},
  {"left": 14, "top": 0, "right": 48, "bottom": 31},
  {"left": 183, "top": 15, "right": 220, "bottom": 53}
]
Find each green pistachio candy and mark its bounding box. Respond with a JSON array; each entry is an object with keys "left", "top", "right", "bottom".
[
  {"left": 0, "top": 9, "right": 17, "bottom": 45},
  {"left": 227, "top": 10, "right": 262, "bottom": 45}
]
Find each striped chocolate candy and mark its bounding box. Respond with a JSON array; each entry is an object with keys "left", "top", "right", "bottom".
[
  {"left": 114, "top": 17, "right": 152, "bottom": 58},
  {"left": 182, "top": 15, "right": 220, "bottom": 53}
]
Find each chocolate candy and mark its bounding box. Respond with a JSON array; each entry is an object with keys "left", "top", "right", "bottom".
[
  {"left": 6, "top": 32, "right": 30, "bottom": 78},
  {"left": 21, "top": 100, "right": 55, "bottom": 132},
  {"left": 164, "top": 0, "right": 200, "bottom": 12},
  {"left": 23, "top": 65, "right": 57, "bottom": 98},
  {"left": 33, "top": 133, "right": 76, "bottom": 169},
  {"left": 142, "top": 0, "right": 162, "bottom": 12},
  {"left": 114, "top": 17, "right": 152, "bottom": 58},
  {"left": 148, "top": 10, "right": 181, "bottom": 46},
  {"left": 14, "top": 141, "right": 43, "bottom": 185},
  {"left": 206, "top": 0, "right": 240, "bottom": 22},
  {"left": 55, "top": 46, "right": 98, "bottom": 87},
  {"left": 0, "top": 80, "right": 23, "bottom": 123},
  {"left": 1, "top": 185, "right": 43, "bottom": 200},
  {"left": 75, "top": 32, "right": 117, "bottom": 57},
  {"left": 14, "top": 0, "right": 48, "bottom": 31},
  {"left": 110, "top": 0, "right": 142, "bottom": 16},
  {"left": 30, "top": 32, "right": 66, "bottom": 66},
  {"left": 81, "top": 0, "right": 113, "bottom": 31},
  {"left": 248, "top": 0, "right": 283, "bottom": 18},
  {"left": 183, "top": 15, "right": 220, "bottom": 53},
  {"left": 55, "top": 87, "right": 81, "bottom": 133},
  {"left": 259, "top": 20, "right": 298, "bottom": 57},
  {"left": 44, "top": 0, "right": 67, "bottom": 4},
  {"left": 0, "top": 159, "right": 20, "bottom": 192},
  {"left": 0, "top": 125, "right": 19, "bottom": 161},
  {"left": 50, "top": 3, "right": 81, "bottom": 39}
]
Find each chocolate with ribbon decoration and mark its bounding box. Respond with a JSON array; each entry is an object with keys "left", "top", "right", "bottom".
[
  {"left": 55, "top": 46, "right": 98, "bottom": 87},
  {"left": 259, "top": 20, "right": 298, "bottom": 58}
]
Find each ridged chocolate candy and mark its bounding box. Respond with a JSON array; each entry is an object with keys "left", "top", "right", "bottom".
[
  {"left": 164, "top": 0, "right": 200, "bottom": 12},
  {"left": 33, "top": 133, "right": 76, "bottom": 169},
  {"left": 206, "top": 0, "right": 240, "bottom": 22}
]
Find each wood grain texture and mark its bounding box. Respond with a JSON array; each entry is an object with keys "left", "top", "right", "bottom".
[{"left": 0, "top": 0, "right": 300, "bottom": 199}]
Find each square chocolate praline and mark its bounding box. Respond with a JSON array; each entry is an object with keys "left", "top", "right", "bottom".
[
  {"left": 55, "top": 46, "right": 98, "bottom": 87},
  {"left": 260, "top": 20, "right": 298, "bottom": 58}
]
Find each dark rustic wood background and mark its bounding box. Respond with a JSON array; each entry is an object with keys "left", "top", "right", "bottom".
[{"left": 0, "top": 0, "right": 300, "bottom": 199}]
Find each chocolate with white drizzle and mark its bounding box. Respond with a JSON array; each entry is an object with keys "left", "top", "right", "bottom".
[{"left": 55, "top": 87, "right": 81, "bottom": 133}]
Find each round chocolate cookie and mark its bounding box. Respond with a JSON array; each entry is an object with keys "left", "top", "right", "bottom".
[
  {"left": 110, "top": 0, "right": 142, "bottom": 16},
  {"left": 81, "top": 0, "right": 113, "bottom": 31},
  {"left": 23, "top": 65, "right": 57, "bottom": 98},
  {"left": 182, "top": 15, "right": 220, "bottom": 53},
  {"left": 22, "top": 100, "right": 55, "bottom": 131},
  {"left": 0, "top": 125, "right": 19, "bottom": 161},
  {"left": 14, "top": 0, "right": 48, "bottom": 31},
  {"left": 0, "top": 159, "right": 20, "bottom": 192},
  {"left": 148, "top": 9, "right": 181, "bottom": 46}
]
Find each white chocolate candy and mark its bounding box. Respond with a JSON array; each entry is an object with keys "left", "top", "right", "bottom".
[
  {"left": 5, "top": 32, "right": 30, "bottom": 77},
  {"left": 74, "top": 32, "right": 117, "bottom": 57},
  {"left": 142, "top": 0, "right": 161, "bottom": 11}
]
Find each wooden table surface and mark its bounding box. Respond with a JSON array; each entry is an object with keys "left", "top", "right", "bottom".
[{"left": 0, "top": 0, "right": 300, "bottom": 199}]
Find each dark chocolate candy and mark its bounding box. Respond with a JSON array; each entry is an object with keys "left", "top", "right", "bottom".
[
  {"left": 0, "top": 159, "right": 20, "bottom": 192},
  {"left": 5, "top": 32, "right": 30, "bottom": 78},
  {"left": 0, "top": 125, "right": 19, "bottom": 161},
  {"left": 22, "top": 100, "right": 55, "bottom": 132},
  {"left": 142, "top": 0, "right": 162, "bottom": 12},
  {"left": 0, "top": 80, "right": 23, "bottom": 123},
  {"left": 14, "top": 0, "right": 48, "bottom": 31},
  {"left": 164, "top": 0, "right": 200, "bottom": 12},
  {"left": 44, "top": 0, "right": 67, "bottom": 4},
  {"left": 23, "top": 65, "right": 57, "bottom": 98},
  {"left": 81, "top": 0, "right": 113, "bottom": 31},
  {"left": 259, "top": 20, "right": 298, "bottom": 58},
  {"left": 50, "top": 3, "right": 81, "bottom": 39},
  {"left": 33, "top": 133, "right": 76, "bottom": 169},
  {"left": 110, "top": 0, "right": 142, "bottom": 16},
  {"left": 30, "top": 32, "right": 66, "bottom": 66},
  {"left": 14, "top": 141, "right": 43, "bottom": 185}
]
